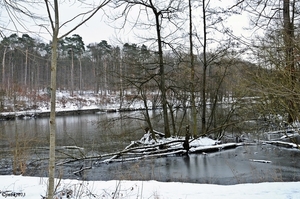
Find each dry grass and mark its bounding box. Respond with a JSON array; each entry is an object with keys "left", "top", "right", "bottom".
[{"left": 9, "top": 129, "right": 43, "bottom": 175}]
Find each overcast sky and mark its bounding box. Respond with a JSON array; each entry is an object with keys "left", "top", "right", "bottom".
[{"left": 0, "top": 0, "right": 251, "bottom": 47}]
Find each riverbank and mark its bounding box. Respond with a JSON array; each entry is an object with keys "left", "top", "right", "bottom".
[
  {"left": 0, "top": 106, "right": 150, "bottom": 120},
  {"left": 0, "top": 90, "right": 151, "bottom": 120}
]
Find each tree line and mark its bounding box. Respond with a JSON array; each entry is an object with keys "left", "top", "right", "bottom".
[
  {"left": 0, "top": 33, "right": 146, "bottom": 96},
  {"left": 0, "top": 32, "right": 246, "bottom": 104},
  {"left": 1, "top": 0, "right": 299, "bottom": 139},
  {"left": 1, "top": 0, "right": 300, "bottom": 137}
]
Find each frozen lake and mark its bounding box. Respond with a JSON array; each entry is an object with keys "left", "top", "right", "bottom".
[{"left": 0, "top": 112, "right": 299, "bottom": 184}]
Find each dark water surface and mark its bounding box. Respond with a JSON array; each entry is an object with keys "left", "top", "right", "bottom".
[
  {"left": 0, "top": 113, "right": 300, "bottom": 185},
  {"left": 58, "top": 144, "right": 300, "bottom": 185}
]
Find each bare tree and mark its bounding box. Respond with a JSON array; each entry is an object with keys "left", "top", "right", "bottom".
[
  {"left": 113, "top": 0, "right": 185, "bottom": 138},
  {"left": 43, "top": 1, "right": 111, "bottom": 198},
  {"left": 193, "top": 0, "right": 235, "bottom": 136},
  {"left": 232, "top": 0, "right": 300, "bottom": 125}
]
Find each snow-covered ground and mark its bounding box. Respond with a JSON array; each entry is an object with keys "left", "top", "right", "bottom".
[{"left": 0, "top": 175, "right": 299, "bottom": 199}]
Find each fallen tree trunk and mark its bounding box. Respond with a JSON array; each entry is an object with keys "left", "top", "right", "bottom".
[
  {"left": 106, "top": 149, "right": 187, "bottom": 163},
  {"left": 56, "top": 141, "right": 240, "bottom": 167},
  {"left": 56, "top": 139, "right": 186, "bottom": 166},
  {"left": 265, "top": 141, "right": 298, "bottom": 148},
  {"left": 249, "top": 159, "right": 272, "bottom": 164}
]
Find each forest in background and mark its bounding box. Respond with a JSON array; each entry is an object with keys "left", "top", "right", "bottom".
[
  {"left": 0, "top": 32, "right": 255, "bottom": 135},
  {"left": 1, "top": 2, "right": 300, "bottom": 196},
  {"left": 0, "top": 0, "right": 300, "bottom": 141},
  {"left": 0, "top": 33, "right": 248, "bottom": 107}
]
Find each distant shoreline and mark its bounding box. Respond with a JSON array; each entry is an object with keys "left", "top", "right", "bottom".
[{"left": 0, "top": 107, "right": 150, "bottom": 120}]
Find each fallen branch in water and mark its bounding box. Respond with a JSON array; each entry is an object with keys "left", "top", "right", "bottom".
[
  {"left": 102, "top": 141, "right": 137, "bottom": 163},
  {"left": 106, "top": 149, "right": 186, "bottom": 163},
  {"left": 73, "top": 166, "right": 92, "bottom": 176},
  {"left": 265, "top": 141, "right": 298, "bottom": 148},
  {"left": 249, "top": 159, "right": 272, "bottom": 163},
  {"left": 56, "top": 134, "right": 239, "bottom": 169},
  {"left": 56, "top": 139, "right": 185, "bottom": 166}
]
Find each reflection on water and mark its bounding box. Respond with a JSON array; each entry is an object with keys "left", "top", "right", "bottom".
[
  {"left": 70, "top": 144, "right": 299, "bottom": 185},
  {"left": 0, "top": 112, "right": 300, "bottom": 185},
  {"left": 0, "top": 112, "right": 149, "bottom": 176},
  {"left": 0, "top": 112, "right": 148, "bottom": 152}
]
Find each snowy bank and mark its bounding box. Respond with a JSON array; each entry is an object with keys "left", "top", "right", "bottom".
[{"left": 0, "top": 175, "right": 299, "bottom": 199}]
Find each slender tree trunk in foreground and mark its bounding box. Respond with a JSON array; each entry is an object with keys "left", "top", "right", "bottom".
[{"left": 47, "top": 0, "right": 59, "bottom": 198}]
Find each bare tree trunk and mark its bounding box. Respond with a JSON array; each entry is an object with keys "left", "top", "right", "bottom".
[
  {"left": 2, "top": 46, "right": 7, "bottom": 89},
  {"left": 154, "top": 10, "right": 170, "bottom": 138},
  {"left": 24, "top": 49, "right": 28, "bottom": 87},
  {"left": 189, "top": 0, "right": 197, "bottom": 138},
  {"left": 71, "top": 50, "right": 74, "bottom": 96},
  {"left": 79, "top": 56, "right": 82, "bottom": 94},
  {"left": 47, "top": 0, "right": 59, "bottom": 198},
  {"left": 119, "top": 61, "right": 124, "bottom": 109},
  {"left": 141, "top": 89, "right": 155, "bottom": 138},
  {"left": 201, "top": 0, "right": 207, "bottom": 136},
  {"left": 283, "top": 0, "right": 296, "bottom": 123},
  {"left": 104, "top": 58, "right": 107, "bottom": 96}
]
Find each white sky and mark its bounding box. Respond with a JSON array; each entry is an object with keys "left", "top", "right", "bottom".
[{"left": 0, "top": 0, "right": 252, "bottom": 47}]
